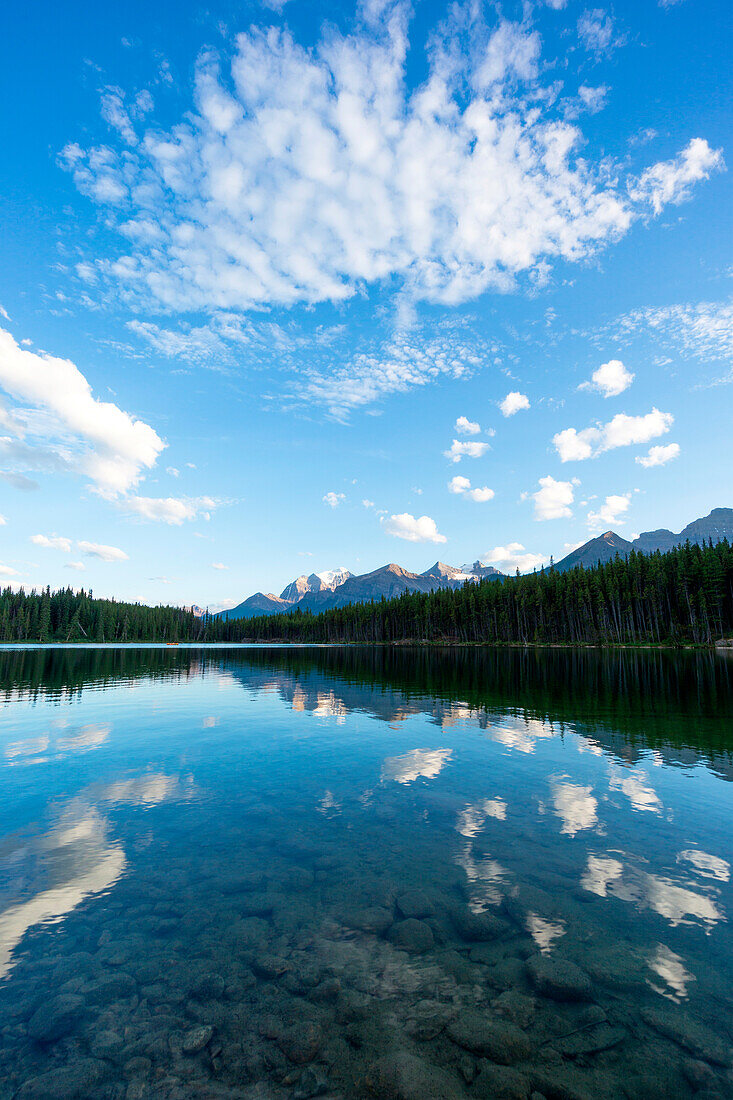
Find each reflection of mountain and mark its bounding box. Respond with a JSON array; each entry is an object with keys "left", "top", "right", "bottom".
[{"left": 2, "top": 645, "right": 732, "bottom": 778}]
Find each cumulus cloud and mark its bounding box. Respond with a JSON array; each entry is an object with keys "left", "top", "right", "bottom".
[
  {"left": 628, "top": 139, "right": 723, "bottom": 216},
  {"left": 211, "top": 562, "right": 228, "bottom": 570},
  {"left": 323, "top": 491, "right": 345, "bottom": 508},
  {"left": 59, "top": 5, "right": 717, "bottom": 320},
  {"left": 579, "top": 359, "right": 633, "bottom": 398},
  {"left": 0, "top": 563, "right": 20, "bottom": 577},
  {"left": 587, "top": 492, "right": 631, "bottom": 530},
  {"left": 483, "top": 542, "right": 547, "bottom": 573},
  {"left": 499, "top": 391, "right": 530, "bottom": 417},
  {"left": 636, "top": 442, "right": 680, "bottom": 467},
  {"left": 444, "top": 439, "right": 491, "bottom": 463},
  {"left": 531, "top": 475, "right": 577, "bottom": 520},
  {"left": 381, "top": 512, "right": 447, "bottom": 543},
  {"left": 553, "top": 408, "right": 673, "bottom": 461},
  {"left": 448, "top": 475, "right": 494, "bottom": 503},
  {"left": 0, "top": 328, "right": 165, "bottom": 496},
  {"left": 30, "top": 534, "right": 73, "bottom": 552},
  {"left": 78, "top": 541, "right": 129, "bottom": 562},
  {"left": 122, "top": 495, "right": 217, "bottom": 524},
  {"left": 0, "top": 514, "right": 6, "bottom": 526},
  {"left": 455, "top": 416, "right": 480, "bottom": 435}
]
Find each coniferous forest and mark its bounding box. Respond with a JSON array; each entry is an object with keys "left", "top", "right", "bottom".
[{"left": 1, "top": 540, "right": 731, "bottom": 646}]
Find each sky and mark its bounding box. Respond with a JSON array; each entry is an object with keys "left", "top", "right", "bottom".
[{"left": 0, "top": 0, "right": 730, "bottom": 610}]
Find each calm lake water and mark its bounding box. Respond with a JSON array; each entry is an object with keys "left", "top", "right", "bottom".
[{"left": 1, "top": 645, "right": 732, "bottom": 1100}]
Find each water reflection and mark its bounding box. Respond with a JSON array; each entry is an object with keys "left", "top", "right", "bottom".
[{"left": 0, "top": 645, "right": 731, "bottom": 1099}]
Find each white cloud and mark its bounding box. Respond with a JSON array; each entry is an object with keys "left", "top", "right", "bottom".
[
  {"left": 483, "top": 543, "right": 547, "bottom": 573},
  {"left": 166, "top": 466, "right": 180, "bottom": 477},
  {"left": 60, "top": 7, "right": 716, "bottom": 320},
  {"left": 577, "top": 9, "right": 616, "bottom": 54},
  {"left": 65, "top": 561, "right": 86, "bottom": 571},
  {"left": 628, "top": 139, "right": 724, "bottom": 215},
  {"left": 455, "top": 416, "right": 480, "bottom": 435},
  {"left": 604, "top": 297, "right": 733, "bottom": 374},
  {"left": 362, "top": 498, "right": 375, "bottom": 509},
  {"left": 381, "top": 512, "right": 447, "bottom": 543},
  {"left": 553, "top": 408, "right": 673, "bottom": 461},
  {"left": 0, "top": 328, "right": 165, "bottom": 496},
  {"left": 0, "top": 514, "right": 6, "bottom": 526},
  {"left": 0, "top": 564, "right": 20, "bottom": 577},
  {"left": 636, "top": 442, "right": 680, "bottom": 468},
  {"left": 211, "top": 562, "right": 228, "bottom": 570},
  {"left": 444, "top": 439, "right": 490, "bottom": 463},
  {"left": 123, "top": 495, "right": 217, "bottom": 524},
  {"left": 30, "top": 534, "right": 72, "bottom": 552},
  {"left": 577, "top": 84, "right": 607, "bottom": 114},
  {"left": 587, "top": 492, "right": 631, "bottom": 530},
  {"left": 448, "top": 475, "right": 494, "bottom": 503},
  {"left": 77, "top": 541, "right": 129, "bottom": 562},
  {"left": 531, "top": 475, "right": 577, "bottom": 520},
  {"left": 323, "top": 491, "right": 345, "bottom": 508},
  {"left": 499, "top": 391, "right": 530, "bottom": 417},
  {"left": 579, "top": 359, "right": 634, "bottom": 398}
]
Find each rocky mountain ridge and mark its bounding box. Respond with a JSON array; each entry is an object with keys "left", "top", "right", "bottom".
[{"left": 217, "top": 507, "right": 732, "bottom": 620}]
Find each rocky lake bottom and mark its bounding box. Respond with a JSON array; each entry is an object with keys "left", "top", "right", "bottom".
[{"left": 0, "top": 645, "right": 731, "bottom": 1099}]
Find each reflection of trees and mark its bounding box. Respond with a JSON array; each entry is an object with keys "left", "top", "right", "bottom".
[{"left": 2, "top": 644, "right": 731, "bottom": 772}]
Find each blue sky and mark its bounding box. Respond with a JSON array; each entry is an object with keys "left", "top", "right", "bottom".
[{"left": 0, "top": 0, "right": 730, "bottom": 609}]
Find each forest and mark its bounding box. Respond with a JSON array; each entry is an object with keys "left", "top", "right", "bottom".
[{"left": 0, "top": 539, "right": 731, "bottom": 646}]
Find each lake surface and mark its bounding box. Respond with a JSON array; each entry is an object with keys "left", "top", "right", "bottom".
[{"left": 1, "top": 645, "right": 732, "bottom": 1099}]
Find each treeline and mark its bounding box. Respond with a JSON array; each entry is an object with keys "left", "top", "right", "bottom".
[
  {"left": 237, "top": 540, "right": 733, "bottom": 646},
  {"left": 1, "top": 539, "right": 732, "bottom": 646}
]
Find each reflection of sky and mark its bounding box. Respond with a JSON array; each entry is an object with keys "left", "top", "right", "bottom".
[
  {"left": 581, "top": 851, "right": 723, "bottom": 930},
  {"left": 647, "top": 943, "right": 695, "bottom": 1002},
  {"left": 609, "top": 767, "right": 663, "bottom": 814},
  {"left": 0, "top": 772, "right": 189, "bottom": 980},
  {"left": 527, "top": 913, "right": 566, "bottom": 955},
  {"left": 456, "top": 798, "right": 507, "bottom": 836},
  {"left": 381, "top": 747, "right": 452, "bottom": 784},
  {"left": 550, "top": 777, "right": 598, "bottom": 836}
]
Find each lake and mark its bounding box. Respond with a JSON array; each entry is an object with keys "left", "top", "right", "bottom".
[{"left": 0, "top": 645, "right": 732, "bottom": 1099}]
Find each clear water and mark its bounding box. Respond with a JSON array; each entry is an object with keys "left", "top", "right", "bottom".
[{"left": 1, "top": 645, "right": 732, "bottom": 1099}]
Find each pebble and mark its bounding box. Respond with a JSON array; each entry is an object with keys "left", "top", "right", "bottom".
[
  {"left": 472, "top": 1062, "right": 531, "bottom": 1100},
  {"left": 640, "top": 1007, "right": 732, "bottom": 1067},
  {"left": 345, "top": 907, "right": 394, "bottom": 935},
  {"left": 16, "top": 1059, "right": 105, "bottom": 1099}
]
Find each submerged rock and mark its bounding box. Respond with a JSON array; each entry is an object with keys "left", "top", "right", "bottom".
[
  {"left": 451, "top": 907, "right": 509, "bottom": 942},
  {"left": 365, "top": 1051, "right": 466, "bottom": 1099},
  {"left": 16, "top": 1059, "right": 105, "bottom": 1099},
  {"left": 447, "top": 1011, "right": 532, "bottom": 1065},
  {"left": 492, "top": 990, "right": 537, "bottom": 1029},
  {"left": 345, "top": 906, "right": 394, "bottom": 935},
  {"left": 277, "top": 1021, "right": 323, "bottom": 1064},
  {"left": 526, "top": 956, "right": 592, "bottom": 1003},
  {"left": 27, "top": 993, "right": 84, "bottom": 1043},
  {"left": 472, "top": 1061, "right": 531, "bottom": 1100},
  {"left": 388, "top": 918, "right": 435, "bottom": 954},
  {"left": 396, "top": 890, "right": 435, "bottom": 920},
  {"left": 641, "top": 1007, "right": 732, "bottom": 1066},
  {"left": 181, "top": 1024, "right": 214, "bottom": 1054}
]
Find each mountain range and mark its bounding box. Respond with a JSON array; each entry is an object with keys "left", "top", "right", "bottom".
[{"left": 216, "top": 507, "right": 733, "bottom": 620}]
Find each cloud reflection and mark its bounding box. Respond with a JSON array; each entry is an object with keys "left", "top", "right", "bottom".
[
  {"left": 456, "top": 798, "right": 507, "bottom": 836},
  {"left": 381, "top": 748, "right": 452, "bottom": 784},
  {"left": 609, "top": 767, "right": 662, "bottom": 814},
  {"left": 677, "top": 849, "right": 730, "bottom": 882},
  {"left": 647, "top": 943, "right": 695, "bottom": 1002},
  {"left": 550, "top": 777, "right": 598, "bottom": 836},
  {"left": 489, "top": 717, "right": 556, "bottom": 754}
]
